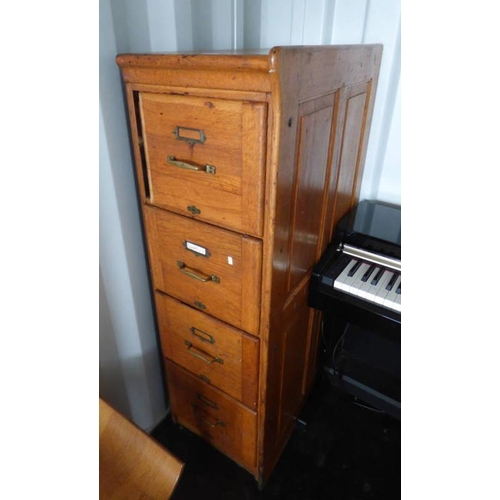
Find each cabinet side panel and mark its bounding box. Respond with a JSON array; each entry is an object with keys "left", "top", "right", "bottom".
[
  {"left": 277, "top": 284, "right": 313, "bottom": 436},
  {"left": 259, "top": 94, "right": 338, "bottom": 478},
  {"left": 287, "top": 97, "right": 334, "bottom": 293},
  {"left": 329, "top": 83, "right": 370, "bottom": 234},
  {"left": 303, "top": 308, "right": 323, "bottom": 396},
  {"left": 258, "top": 46, "right": 382, "bottom": 484}
]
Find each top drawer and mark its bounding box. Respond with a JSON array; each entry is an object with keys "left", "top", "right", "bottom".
[{"left": 139, "top": 93, "right": 267, "bottom": 237}]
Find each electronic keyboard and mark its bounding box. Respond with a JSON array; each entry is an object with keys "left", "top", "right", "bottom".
[{"left": 309, "top": 200, "right": 401, "bottom": 325}]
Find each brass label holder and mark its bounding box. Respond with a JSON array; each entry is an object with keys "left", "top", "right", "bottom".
[
  {"left": 183, "top": 240, "right": 211, "bottom": 258},
  {"left": 173, "top": 126, "right": 206, "bottom": 145}
]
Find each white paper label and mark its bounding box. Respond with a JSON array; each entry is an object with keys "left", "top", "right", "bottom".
[
  {"left": 227, "top": 256, "right": 233, "bottom": 265},
  {"left": 185, "top": 241, "right": 207, "bottom": 256}
]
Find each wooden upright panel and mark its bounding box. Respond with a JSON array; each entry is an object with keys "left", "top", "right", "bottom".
[
  {"left": 287, "top": 94, "right": 335, "bottom": 293},
  {"left": 116, "top": 45, "right": 382, "bottom": 486},
  {"left": 329, "top": 82, "right": 372, "bottom": 236},
  {"left": 258, "top": 46, "right": 382, "bottom": 481}
]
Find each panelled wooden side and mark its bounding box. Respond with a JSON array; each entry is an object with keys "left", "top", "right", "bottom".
[
  {"left": 328, "top": 82, "right": 373, "bottom": 238},
  {"left": 258, "top": 45, "right": 382, "bottom": 482}
]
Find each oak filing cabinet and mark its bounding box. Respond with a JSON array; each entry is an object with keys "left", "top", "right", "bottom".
[{"left": 116, "top": 45, "right": 382, "bottom": 486}]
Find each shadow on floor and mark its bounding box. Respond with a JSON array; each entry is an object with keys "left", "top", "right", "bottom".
[{"left": 151, "top": 372, "right": 401, "bottom": 499}]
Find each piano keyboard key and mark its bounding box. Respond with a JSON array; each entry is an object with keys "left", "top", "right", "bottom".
[
  {"left": 371, "top": 267, "right": 384, "bottom": 286},
  {"left": 345, "top": 262, "right": 371, "bottom": 297},
  {"left": 373, "top": 271, "right": 394, "bottom": 305},
  {"left": 363, "top": 268, "right": 389, "bottom": 302},
  {"left": 361, "top": 265, "right": 376, "bottom": 282},
  {"left": 337, "top": 261, "right": 363, "bottom": 293},
  {"left": 386, "top": 272, "right": 399, "bottom": 291},
  {"left": 358, "top": 266, "right": 380, "bottom": 299},
  {"left": 347, "top": 260, "right": 362, "bottom": 277},
  {"left": 338, "top": 261, "right": 366, "bottom": 293},
  {"left": 394, "top": 293, "right": 401, "bottom": 310},
  {"left": 333, "top": 259, "right": 358, "bottom": 291},
  {"left": 383, "top": 275, "right": 401, "bottom": 311},
  {"left": 332, "top": 258, "right": 401, "bottom": 312}
]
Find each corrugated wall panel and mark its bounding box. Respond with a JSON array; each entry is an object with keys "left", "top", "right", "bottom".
[
  {"left": 331, "top": 0, "right": 369, "bottom": 44},
  {"left": 243, "top": 0, "right": 401, "bottom": 204},
  {"left": 360, "top": 1, "right": 401, "bottom": 204}
]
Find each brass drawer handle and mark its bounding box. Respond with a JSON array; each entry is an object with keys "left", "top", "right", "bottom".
[
  {"left": 184, "top": 340, "right": 223, "bottom": 365},
  {"left": 177, "top": 261, "right": 220, "bottom": 283},
  {"left": 191, "top": 405, "right": 226, "bottom": 428},
  {"left": 167, "top": 156, "right": 216, "bottom": 174},
  {"left": 199, "top": 415, "right": 226, "bottom": 428}
]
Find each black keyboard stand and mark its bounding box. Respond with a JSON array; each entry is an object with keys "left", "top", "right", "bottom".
[{"left": 320, "top": 312, "right": 401, "bottom": 420}]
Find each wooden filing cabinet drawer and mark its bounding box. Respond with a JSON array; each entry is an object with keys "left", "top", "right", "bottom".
[
  {"left": 166, "top": 361, "right": 257, "bottom": 473},
  {"left": 156, "top": 293, "right": 259, "bottom": 409},
  {"left": 139, "top": 92, "right": 267, "bottom": 237},
  {"left": 144, "top": 206, "right": 262, "bottom": 336}
]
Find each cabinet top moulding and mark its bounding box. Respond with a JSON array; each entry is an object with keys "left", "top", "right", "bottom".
[{"left": 116, "top": 45, "right": 383, "bottom": 95}]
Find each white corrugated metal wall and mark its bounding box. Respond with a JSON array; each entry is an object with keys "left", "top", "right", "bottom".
[{"left": 99, "top": 0, "right": 401, "bottom": 430}]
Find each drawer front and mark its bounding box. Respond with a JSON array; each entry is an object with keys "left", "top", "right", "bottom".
[
  {"left": 139, "top": 92, "right": 267, "bottom": 237},
  {"left": 166, "top": 361, "right": 257, "bottom": 473},
  {"left": 144, "top": 206, "right": 262, "bottom": 335},
  {"left": 156, "top": 293, "right": 259, "bottom": 409}
]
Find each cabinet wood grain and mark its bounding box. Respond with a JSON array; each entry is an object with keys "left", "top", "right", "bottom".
[
  {"left": 144, "top": 206, "right": 262, "bottom": 335},
  {"left": 117, "top": 45, "right": 382, "bottom": 485},
  {"left": 156, "top": 293, "right": 259, "bottom": 409},
  {"left": 166, "top": 361, "right": 258, "bottom": 472}
]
